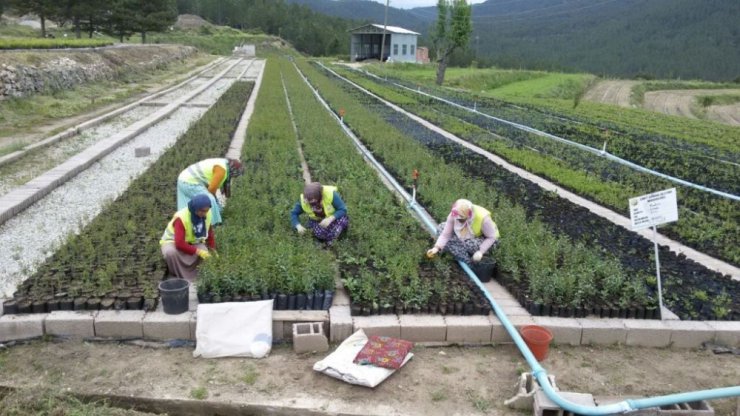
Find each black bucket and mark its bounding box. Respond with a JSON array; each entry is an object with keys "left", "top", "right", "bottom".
[
  {"left": 471, "top": 259, "right": 496, "bottom": 283},
  {"left": 158, "top": 278, "right": 189, "bottom": 315}
]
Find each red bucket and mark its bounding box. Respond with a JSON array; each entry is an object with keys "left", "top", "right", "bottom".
[{"left": 520, "top": 325, "right": 553, "bottom": 361}]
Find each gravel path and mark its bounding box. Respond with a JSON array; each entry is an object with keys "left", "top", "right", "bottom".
[
  {"left": 0, "top": 106, "right": 154, "bottom": 197},
  {"left": 0, "top": 107, "right": 206, "bottom": 297},
  {"left": 0, "top": 59, "right": 252, "bottom": 297}
]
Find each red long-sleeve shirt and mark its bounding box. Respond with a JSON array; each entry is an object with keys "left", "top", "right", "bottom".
[{"left": 173, "top": 218, "right": 215, "bottom": 255}]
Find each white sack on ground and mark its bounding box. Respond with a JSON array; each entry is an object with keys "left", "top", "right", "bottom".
[
  {"left": 313, "top": 329, "right": 413, "bottom": 388},
  {"left": 193, "top": 300, "right": 273, "bottom": 358}
]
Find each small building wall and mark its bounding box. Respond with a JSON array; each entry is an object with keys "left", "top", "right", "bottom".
[
  {"left": 416, "top": 46, "right": 430, "bottom": 64},
  {"left": 388, "top": 33, "right": 417, "bottom": 63}
]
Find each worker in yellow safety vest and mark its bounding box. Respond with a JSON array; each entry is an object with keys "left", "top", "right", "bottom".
[
  {"left": 290, "top": 182, "right": 349, "bottom": 247},
  {"left": 426, "top": 199, "right": 500, "bottom": 264},
  {"left": 160, "top": 194, "right": 216, "bottom": 281},
  {"left": 177, "top": 158, "right": 244, "bottom": 225}
]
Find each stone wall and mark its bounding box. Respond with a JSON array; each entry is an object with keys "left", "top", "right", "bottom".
[{"left": 0, "top": 44, "right": 197, "bottom": 99}]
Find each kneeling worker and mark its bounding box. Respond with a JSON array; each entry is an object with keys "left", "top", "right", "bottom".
[
  {"left": 426, "top": 199, "right": 499, "bottom": 264},
  {"left": 291, "top": 182, "right": 349, "bottom": 246},
  {"left": 160, "top": 194, "right": 216, "bottom": 281}
]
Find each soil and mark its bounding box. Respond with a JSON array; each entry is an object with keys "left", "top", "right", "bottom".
[
  {"left": 643, "top": 89, "right": 740, "bottom": 126},
  {"left": 583, "top": 82, "right": 740, "bottom": 127},
  {"left": 0, "top": 339, "right": 737, "bottom": 415},
  {"left": 582, "top": 80, "right": 638, "bottom": 107}
]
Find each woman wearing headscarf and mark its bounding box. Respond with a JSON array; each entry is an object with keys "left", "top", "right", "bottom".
[
  {"left": 176, "top": 158, "right": 244, "bottom": 225},
  {"left": 160, "top": 194, "right": 216, "bottom": 281},
  {"left": 290, "top": 182, "right": 349, "bottom": 246},
  {"left": 426, "top": 199, "right": 500, "bottom": 264}
]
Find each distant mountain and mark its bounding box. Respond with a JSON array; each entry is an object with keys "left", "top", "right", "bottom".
[
  {"left": 284, "top": 0, "right": 430, "bottom": 32},
  {"left": 288, "top": 0, "right": 740, "bottom": 81}
]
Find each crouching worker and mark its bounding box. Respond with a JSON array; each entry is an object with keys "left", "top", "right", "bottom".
[
  {"left": 177, "top": 158, "right": 244, "bottom": 225},
  {"left": 291, "top": 182, "right": 349, "bottom": 246},
  {"left": 426, "top": 199, "right": 499, "bottom": 264},
  {"left": 160, "top": 194, "right": 216, "bottom": 281}
]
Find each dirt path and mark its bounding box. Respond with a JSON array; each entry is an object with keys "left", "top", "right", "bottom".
[
  {"left": 643, "top": 89, "right": 740, "bottom": 125},
  {"left": 582, "top": 80, "right": 638, "bottom": 107},
  {"left": 0, "top": 340, "right": 737, "bottom": 415}
]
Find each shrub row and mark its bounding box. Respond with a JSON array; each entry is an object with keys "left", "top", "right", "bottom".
[
  {"left": 297, "top": 59, "right": 653, "bottom": 313},
  {"left": 0, "top": 38, "right": 113, "bottom": 49},
  {"left": 197, "top": 59, "right": 336, "bottom": 308}
]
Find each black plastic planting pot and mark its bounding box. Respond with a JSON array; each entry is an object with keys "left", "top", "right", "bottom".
[
  {"left": 276, "top": 294, "right": 288, "bottom": 310},
  {"left": 3, "top": 300, "right": 18, "bottom": 315},
  {"left": 296, "top": 294, "right": 307, "bottom": 310}
]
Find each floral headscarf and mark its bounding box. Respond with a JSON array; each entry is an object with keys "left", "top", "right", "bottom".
[
  {"left": 451, "top": 199, "right": 474, "bottom": 240},
  {"left": 227, "top": 158, "right": 244, "bottom": 179}
]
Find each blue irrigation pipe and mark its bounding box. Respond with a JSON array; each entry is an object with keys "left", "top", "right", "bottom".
[
  {"left": 295, "top": 60, "right": 740, "bottom": 414},
  {"left": 350, "top": 66, "right": 740, "bottom": 202}
]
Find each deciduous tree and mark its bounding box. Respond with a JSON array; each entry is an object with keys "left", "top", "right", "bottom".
[{"left": 432, "top": 0, "right": 472, "bottom": 85}]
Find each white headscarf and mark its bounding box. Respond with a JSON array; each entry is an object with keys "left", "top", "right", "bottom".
[{"left": 451, "top": 199, "right": 474, "bottom": 240}]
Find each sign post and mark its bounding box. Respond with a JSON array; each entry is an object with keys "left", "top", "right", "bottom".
[{"left": 629, "top": 188, "right": 678, "bottom": 319}]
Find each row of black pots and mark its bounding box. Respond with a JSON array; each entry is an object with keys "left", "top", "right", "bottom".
[
  {"left": 349, "top": 301, "right": 491, "bottom": 316},
  {"left": 524, "top": 300, "right": 660, "bottom": 320},
  {"left": 198, "top": 290, "right": 335, "bottom": 311},
  {"left": 2, "top": 296, "right": 158, "bottom": 315},
  {"left": 513, "top": 288, "right": 661, "bottom": 320}
]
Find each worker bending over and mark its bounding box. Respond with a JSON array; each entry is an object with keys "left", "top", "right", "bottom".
[
  {"left": 291, "top": 182, "right": 349, "bottom": 246},
  {"left": 177, "top": 158, "right": 244, "bottom": 225},
  {"left": 427, "top": 199, "right": 499, "bottom": 264}
]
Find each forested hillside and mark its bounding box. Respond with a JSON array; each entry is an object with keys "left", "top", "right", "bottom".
[
  {"left": 287, "top": 0, "right": 740, "bottom": 82},
  {"left": 469, "top": 0, "right": 739, "bottom": 81},
  {"left": 287, "top": 0, "right": 429, "bottom": 31},
  {"left": 176, "top": 0, "right": 356, "bottom": 56}
]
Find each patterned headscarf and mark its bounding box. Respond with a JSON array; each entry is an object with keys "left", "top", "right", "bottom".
[
  {"left": 303, "top": 182, "right": 324, "bottom": 216},
  {"left": 451, "top": 199, "right": 474, "bottom": 240},
  {"left": 227, "top": 158, "right": 244, "bottom": 179},
  {"left": 451, "top": 199, "right": 473, "bottom": 220},
  {"left": 188, "top": 194, "right": 212, "bottom": 239}
]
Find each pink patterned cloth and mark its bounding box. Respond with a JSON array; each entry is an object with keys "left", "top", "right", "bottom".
[{"left": 353, "top": 335, "right": 414, "bottom": 369}]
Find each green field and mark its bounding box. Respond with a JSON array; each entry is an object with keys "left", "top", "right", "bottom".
[{"left": 367, "top": 63, "right": 740, "bottom": 152}]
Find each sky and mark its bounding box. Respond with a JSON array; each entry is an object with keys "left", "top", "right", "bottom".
[{"left": 366, "top": 0, "right": 488, "bottom": 9}]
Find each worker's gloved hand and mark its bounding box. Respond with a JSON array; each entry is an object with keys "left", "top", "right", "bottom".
[
  {"left": 426, "top": 247, "right": 440, "bottom": 259},
  {"left": 216, "top": 191, "right": 227, "bottom": 209},
  {"left": 319, "top": 215, "right": 335, "bottom": 228},
  {"left": 196, "top": 249, "right": 211, "bottom": 260},
  {"left": 296, "top": 224, "right": 306, "bottom": 235},
  {"left": 472, "top": 251, "right": 483, "bottom": 262}
]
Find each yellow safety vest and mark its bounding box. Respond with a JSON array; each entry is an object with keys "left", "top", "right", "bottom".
[
  {"left": 300, "top": 186, "right": 337, "bottom": 220},
  {"left": 160, "top": 207, "right": 213, "bottom": 246},
  {"left": 471, "top": 205, "right": 499, "bottom": 239},
  {"left": 178, "top": 158, "right": 228, "bottom": 189}
]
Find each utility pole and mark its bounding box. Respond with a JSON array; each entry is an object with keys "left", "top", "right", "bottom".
[{"left": 379, "top": 0, "right": 389, "bottom": 63}]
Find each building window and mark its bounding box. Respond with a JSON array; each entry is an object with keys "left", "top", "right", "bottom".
[
  {"left": 402, "top": 44, "right": 407, "bottom": 55},
  {"left": 411, "top": 45, "right": 415, "bottom": 56},
  {"left": 393, "top": 44, "right": 398, "bottom": 55}
]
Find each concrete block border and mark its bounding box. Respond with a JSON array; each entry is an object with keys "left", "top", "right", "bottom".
[{"left": 0, "top": 305, "right": 738, "bottom": 348}]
